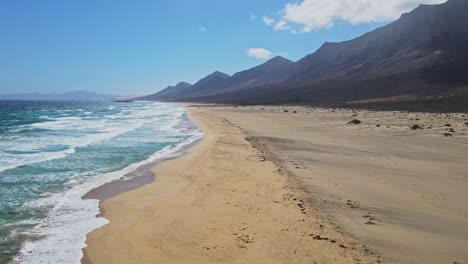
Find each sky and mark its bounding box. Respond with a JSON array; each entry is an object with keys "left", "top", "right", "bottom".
[{"left": 0, "top": 0, "right": 446, "bottom": 95}]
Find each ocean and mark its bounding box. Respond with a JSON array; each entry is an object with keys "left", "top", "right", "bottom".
[{"left": 0, "top": 100, "right": 202, "bottom": 263}]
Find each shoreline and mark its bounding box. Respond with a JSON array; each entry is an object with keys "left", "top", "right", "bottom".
[
  {"left": 82, "top": 106, "right": 368, "bottom": 264},
  {"left": 9, "top": 102, "right": 201, "bottom": 264},
  {"left": 81, "top": 116, "right": 203, "bottom": 261},
  {"left": 82, "top": 135, "right": 201, "bottom": 208},
  {"left": 80, "top": 107, "right": 203, "bottom": 263},
  {"left": 80, "top": 140, "right": 198, "bottom": 262},
  {"left": 82, "top": 105, "right": 468, "bottom": 264}
]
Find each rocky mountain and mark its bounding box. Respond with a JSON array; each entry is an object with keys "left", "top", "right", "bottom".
[
  {"left": 178, "top": 71, "right": 231, "bottom": 100},
  {"left": 138, "top": 82, "right": 192, "bottom": 101},
  {"left": 140, "top": 56, "right": 293, "bottom": 102},
  {"left": 142, "top": 0, "right": 468, "bottom": 111}
]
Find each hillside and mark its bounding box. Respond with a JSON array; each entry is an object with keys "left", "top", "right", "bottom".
[{"left": 141, "top": 0, "right": 468, "bottom": 111}]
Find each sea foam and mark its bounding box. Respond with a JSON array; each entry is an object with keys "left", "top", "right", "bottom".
[
  {"left": 14, "top": 107, "right": 203, "bottom": 264},
  {"left": 0, "top": 104, "right": 183, "bottom": 174}
]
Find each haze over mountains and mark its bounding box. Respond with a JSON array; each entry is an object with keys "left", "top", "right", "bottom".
[
  {"left": 0, "top": 91, "right": 116, "bottom": 101},
  {"left": 140, "top": 0, "right": 468, "bottom": 111}
]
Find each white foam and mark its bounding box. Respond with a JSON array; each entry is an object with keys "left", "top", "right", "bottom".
[
  {"left": 14, "top": 105, "right": 203, "bottom": 264},
  {"left": 0, "top": 102, "right": 187, "bottom": 174},
  {"left": 0, "top": 150, "right": 73, "bottom": 173}
]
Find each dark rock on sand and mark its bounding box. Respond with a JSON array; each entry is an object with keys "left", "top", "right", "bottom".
[
  {"left": 411, "top": 124, "right": 423, "bottom": 130},
  {"left": 347, "top": 119, "right": 362, "bottom": 125},
  {"left": 312, "top": 235, "right": 329, "bottom": 241}
]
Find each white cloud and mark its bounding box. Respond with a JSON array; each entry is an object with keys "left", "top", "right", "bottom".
[
  {"left": 247, "top": 48, "right": 272, "bottom": 59},
  {"left": 274, "top": 0, "right": 446, "bottom": 32},
  {"left": 198, "top": 27, "right": 207, "bottom": 32},
  {"left": 274, "top": 20, "right": 290, "bottom": 31},
  {"left": 262, "top": 16, "right": 275, "bottom": 26}
]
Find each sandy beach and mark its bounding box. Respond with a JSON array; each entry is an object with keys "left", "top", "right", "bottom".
[{"left": 83, "top": 105, "right": 468, "bottom": 264}]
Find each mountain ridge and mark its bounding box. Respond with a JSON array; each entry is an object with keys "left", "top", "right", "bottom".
[
  {"left": 140, "top": 0, "right": 468, "bottom": 111},
  {"left": 140, "top": 56, "right": 294, "bottom": 102}
]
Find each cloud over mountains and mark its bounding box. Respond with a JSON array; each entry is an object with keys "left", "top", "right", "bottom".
[
  {"left": 247, "top": 48, "right": 272, "bottom": 59},
  {"left": 266, "top": 0, "right": 446, "bottom": 32}
]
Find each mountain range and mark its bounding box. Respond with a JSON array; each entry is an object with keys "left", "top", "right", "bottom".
[{"left": 139, "top": 0, "right": 468, "bottom": 111}]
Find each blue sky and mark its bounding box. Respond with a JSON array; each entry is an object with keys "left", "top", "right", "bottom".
[{"left": 0, "top": 0, "right": 444, "bottom": 95}]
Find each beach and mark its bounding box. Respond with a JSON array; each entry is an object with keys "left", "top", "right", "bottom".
[
  {"left": 0, "top": 101, "right": 202, "bottom": 263},
  {"left": 83, "top": 105, "right": 468, "bottom": 264}
]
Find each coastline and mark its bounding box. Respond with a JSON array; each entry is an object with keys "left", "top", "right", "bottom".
[
  {"left": 11, "top": 102, "right": 201, "bottom": 264},
  {"left": 83, "top": 134, "right": 201, "bottom": 206},
  {"left": 80, "top": 114, "right": 202, "bottom": 258},
  {"left": 82, "top": 106, "right": 368, "bottom": 264},
  {"left": 82, "top": 105, "right": 468, "bottom": 264},
  {"left": 80, "top": 136, "right": 200, "bottom": 262}
]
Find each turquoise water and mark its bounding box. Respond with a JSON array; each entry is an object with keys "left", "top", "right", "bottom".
[{"left": 0, "top": 100, "right": 201, "bottom": 263}]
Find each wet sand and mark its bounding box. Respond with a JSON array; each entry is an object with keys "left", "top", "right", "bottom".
[{"left": 83, "top": 147, "right": 196, "bottom": 202}]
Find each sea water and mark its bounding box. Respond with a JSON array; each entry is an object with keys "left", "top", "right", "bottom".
[{"left": 0, "top": 100, "right": 202, "bottom": 263}]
